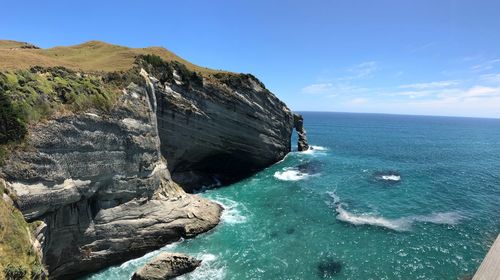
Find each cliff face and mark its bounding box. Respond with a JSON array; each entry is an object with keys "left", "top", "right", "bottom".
[
  {"left": 0, "top": 77, "right": 221, "bottom": 279},
  {"left": 152, "top": 71, "right": 294, "bottom": 190},
  {"left": 0, "top": 43, "right": 301, "bottom": 279}
]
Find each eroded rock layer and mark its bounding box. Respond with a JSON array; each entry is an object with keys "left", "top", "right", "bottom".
[
  {"left": 151, "top": 71, "right": 294, "bottom": 190},
  {"left": 0, "top": 54, "right": 299, "bottom": 279},
  {"left": 1, "top": 80, "right": 221, "bottom": 279}
]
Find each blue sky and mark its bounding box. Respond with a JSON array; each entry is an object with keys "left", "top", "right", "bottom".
[{"left": 2, "top": 0, "right": 500, "bottom": 118}]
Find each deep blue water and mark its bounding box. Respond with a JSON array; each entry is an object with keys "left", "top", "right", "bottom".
[{"left": 86, "top": 112, "right": 500, "bottom": 280}]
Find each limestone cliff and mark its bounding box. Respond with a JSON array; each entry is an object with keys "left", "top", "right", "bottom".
[
  {"left": 0, "top": 41, "right": 303, "bottom": 279},
  {"left": 140, "top": 60, "right": 294, "bottom": 190},
  {"left": 0, "top": 75, "right": 221, "bottom": 279}
]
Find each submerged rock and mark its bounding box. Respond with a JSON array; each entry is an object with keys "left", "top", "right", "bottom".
[
  {"left": 297, "top": 160, "right": 322, "bottom": 174},
  {"left": 317, "top": 259, "right": 342, "bottom": 278},
  {"left": 132, "top": 253, "right": 201, "bottom": 280}
]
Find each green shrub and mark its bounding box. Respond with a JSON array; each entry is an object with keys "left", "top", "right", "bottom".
[
  {"left": 136, "top": 55, "right": 203, "bottom": 87},
  {"left": 0, "top": 85, "right": 27, "bottom": 144},
  {"left": 30, "top": 264, "right": 46, "bottom": 280},
  {"left": 3, "top": 264, "right": 27, "bottom": 280}
]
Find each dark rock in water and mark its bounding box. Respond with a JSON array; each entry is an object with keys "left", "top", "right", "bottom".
[
  {"left": 293, "top": 113, "right": 309, "bottom": 152},
  {"left": 286, "top": 227, "right": 295, "bottom": 234},
  {"left": 132, "top": 252, "right": 201, "bottom": 280},
  {"left": 297, "top": 160, "right": 322, "bottom": 174},
  {"left": 317, "top": 259, "right": 342, "bottom": 278}
]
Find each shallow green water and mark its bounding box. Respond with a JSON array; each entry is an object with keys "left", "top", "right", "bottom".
[{"left": 85, "top": 112, "right": 500, "bottom": 280}]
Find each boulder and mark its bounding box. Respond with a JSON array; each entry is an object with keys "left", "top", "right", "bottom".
[{"left": 132, "top": 253, "right": 201, "bottom": 280}]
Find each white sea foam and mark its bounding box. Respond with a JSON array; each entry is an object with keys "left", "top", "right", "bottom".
[
  {"left": 300, "top": 145, "right": 328, "bottom": 155},
  {"left": 381, "top": 175, "right": 401, "bottom": 181},
  {"left": 274, "top": 168, "right": 309, "bottom": 181},
  {"left": 411, "top": 212, "right": 463, "bottom": 225},
  {"left": 336, "top": 206, "right": 411, "bottom": 231},
  {"left": 327, "top": 192, "right": 463, "bottom": 231},
  {"left": 177, "top": 253, "right": 226, "bottom": 280},
  {"left": 213, "top": 197, "right": 248, "bottom": 224},
  {"left": 118, "top": 242, "right": 179, "bottom": 269}
]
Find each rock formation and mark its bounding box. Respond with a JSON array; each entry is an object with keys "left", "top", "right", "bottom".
[
  {"left": 132, "top": 253, "right": 201, "bottom": 280},
  {"left": 0, "top": 42, "right": 305, "bottom": 279},
  {"left": 293, "top": 113, "right": 309, "bottom": 151},
  {"left": 0, "top": 78, "right": 221, "bottom": 279},
  {"left": 146, "top": 67, "right": 295, "bottom": 190}
]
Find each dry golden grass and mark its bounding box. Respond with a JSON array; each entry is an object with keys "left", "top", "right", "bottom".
[{"left": 0, "top": 40, "right": 225, "bottom": 74}]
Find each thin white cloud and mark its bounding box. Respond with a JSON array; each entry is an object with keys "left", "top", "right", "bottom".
[
  {"left": 347, "top": 61, "right": 377, "bottom": 79},
  {"left": 347, "top": 97, "right": 369, "bottom": 104},
  {"left": 399, "top": 80, "right": 460, "bottom": 90},
  {"left": 301, "top": 83, "right": 334, "bottom": 94},
  {"left": 480, "top": 73, "right": 500, "bottom": 84},
  {"left": 470, "top": 58, "right": 500, "bottom": 73},
  {"left": 460, "top": 86, "right": 500, "bottom": 98},
  {"left": 302, "top": 61, "right": 378, "bottom": 95},
  {"left": 409, "top": 42, "right": 437, "bottom": 53}
]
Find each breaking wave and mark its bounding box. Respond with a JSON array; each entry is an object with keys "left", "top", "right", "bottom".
[
  {"left": 327, "top": 192, "right": 464, "bottom": 231},
  {"left": 301, "top": 145, "right": 328, "bottom": 155},
  {"left": 373, "top": 171, "right": 401, "bottom": 182},
  {"left": 274, "top": 168, "right": 309, "bottom": 181},
  {"left": 177, "top": 253, "right": 226, "bottom": 280},
  {"left": 212, "top": 197, "right": 248, "bottom": 224},
  {"left": 381, "top": 175, "right": 401, "bottom": 181}
]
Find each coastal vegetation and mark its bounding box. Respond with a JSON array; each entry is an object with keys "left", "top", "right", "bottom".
[
  {"left": 0, "top": 181, "right": 45, "bottom": 280},
  {"left": 0, "top": 67, "right": 121, "bottom": 164}
]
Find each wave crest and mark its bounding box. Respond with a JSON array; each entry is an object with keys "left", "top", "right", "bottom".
[
  {"left": 301, "top": 145, "right": 328, "bottom": 155},
  {"left": 381, "top": 175, "right": 401, "bottom": 181},
  {"left": 274, "top": 168, "right": 309, "bottom": 181},
  {"left": 177, "top": 253, "right": 226, "bottom": 280},
  {"left": 213, "top": 197, "right": 248, "bottom": 224},
  {"left": 327, "top": 192, "right": 464, "bottom": 231}
]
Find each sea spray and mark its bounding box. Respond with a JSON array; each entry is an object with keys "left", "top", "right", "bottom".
[
  {"left": 300, "top": 145, "right": 328, "bottom": 156},
  {"left": 212, "top": 196, "right": 249, "bottom": 224},
  {"left": 274, "top": 168, "right": 309, "bottom": 181},
  {"left": 177, "top": 253, "right": 226, "bottom": 280},
  {"left": 83, "top": 242, "right": 180, "bottom": 280}
]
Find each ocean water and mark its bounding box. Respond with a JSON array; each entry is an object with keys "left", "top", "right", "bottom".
[{"left": 84, "top": 112, "right": 500, "bottom": 280}]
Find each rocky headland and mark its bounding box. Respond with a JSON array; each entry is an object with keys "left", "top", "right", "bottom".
[{"left": 0, "top": 40, "right": 308, "bottom": 279}]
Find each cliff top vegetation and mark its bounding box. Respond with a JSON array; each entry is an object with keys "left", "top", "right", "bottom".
[{"left": 0, "top": 40, "right": 226, "bottom": 74}]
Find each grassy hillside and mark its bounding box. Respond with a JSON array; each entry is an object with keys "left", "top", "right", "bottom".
[{"left": 0, "top": 40, "right": 224, "bottom": 74}]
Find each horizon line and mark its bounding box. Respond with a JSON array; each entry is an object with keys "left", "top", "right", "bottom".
[{"left": 293, "top": 110, "right": 500, "bottom": 120}]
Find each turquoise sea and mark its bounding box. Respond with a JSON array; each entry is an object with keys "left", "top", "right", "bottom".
[{"left": 85, "top": 112, "right": 500, "bottom": 280}]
